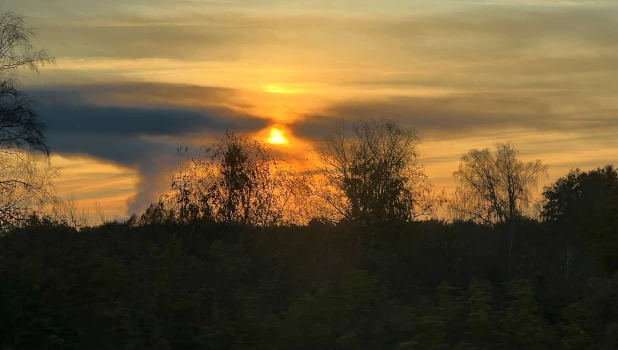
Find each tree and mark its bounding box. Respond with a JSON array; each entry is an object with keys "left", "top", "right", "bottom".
[
  {"left": 1, "top": 10, "right": 54, "bottom": 153},
  {"left": 451, "top": 142, "right": 547, "bottom": 276},
  {"left": 313, "top": 118, "right": 440, "bottom": 226},
  {"left": 498, "top": 280, "right": 556, "bottom": 349},
  {"left": 0, "top": 151, "right": 57, "bottom": 229},
  {"left": 542, "top": 165, "right": 617, "bottom": 224},
  {"left": 280, "top": 270, "right": 387, "bottom": 350},
  {"left": 167, "top": 131, "right": 298, "bottom": 227},
  {"left": 451, "top": 142, "right": 547, "bottom": 225},
  {"left": 542, "top": 165, "right": 618, "bottom": 273},
  {"left": 0, "top": 10, "right": 56, "bottom": 229}
]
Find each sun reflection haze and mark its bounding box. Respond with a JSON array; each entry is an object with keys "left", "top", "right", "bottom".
[{"left": 267, "top": 127, "right": 289, "bottom": 145}]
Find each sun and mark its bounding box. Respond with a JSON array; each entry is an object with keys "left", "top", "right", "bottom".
[{"left": 267, "top": 127, "right": 289, "bottom": 145}]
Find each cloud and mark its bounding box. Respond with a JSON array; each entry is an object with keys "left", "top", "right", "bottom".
[
  {"left": 30, "top": 83, "right": 267, "bottom": 136},
  {"left": 37, "top": 102, "right": 264, "bottom": 137},
  {"left": 46, "top": 132, "right": 176, "bottom": 214},
  {"left": 291, "top": 93, "right": 618, "bottom": 141},
  {"left": 5, "top": 1, "right": 612, "bottom": 73},
  {"left": 20, "top": 4, "right": 618, "bottom": 101},
  {"left": 27, "top": 83, "right": 270, "bottom": 214}
]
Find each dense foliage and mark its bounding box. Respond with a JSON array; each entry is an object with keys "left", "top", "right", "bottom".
[{"left": 1, "top": 178, "right": 617, "bottom": 349}]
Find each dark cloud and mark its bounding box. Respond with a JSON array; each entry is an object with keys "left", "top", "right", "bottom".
[
  {"left": 28, "top": 83, "right": 251, "bottom": 110},
  {"left": 26, "top": 83, "right": 270, "bottom": 214},
  {"left": 29, "top": 84, "right": 267, "bottom": 138},
  {"left": 47, "top": 132, "right": 178, "bottom": 214},
  {"left": 291, "top": 94, "right": 618, "bottom": 141},
  {"left": 37, "top": 103, "right": 264, "bottom": 137},
  {"left": 46, "top": 132, "right": 173, "bottom": 169}
]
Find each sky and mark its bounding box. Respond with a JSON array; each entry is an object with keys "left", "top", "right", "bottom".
[{"left": 3, "top": 0, "right": 618, "bottom": 219}]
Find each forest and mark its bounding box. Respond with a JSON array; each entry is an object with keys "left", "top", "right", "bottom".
[{"left": 1, "top": 8, "right": 618, "bottom": 350}]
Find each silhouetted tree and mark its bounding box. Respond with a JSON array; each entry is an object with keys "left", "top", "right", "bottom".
[
  {"left": 313, "top": 118, "right": 441, "bottom": 226},
  {"left": 0, "top": 10, "right": 54, "bottom": 153},
  {"left": 451, "top": 142, "right": 547, "bottom": 276},
  {"left": 0, "top": 10, "right": 56, "bottom": 229},
  {"left": 451, "top": 142, "right": 547, "bottom": 225},
  {"left": 166, "top": 146, "right": 213, "bottom": 223},
  {"left": 0, "top": 151, "right": 57, "bottom": 229},
  {"left": 542, "top": 165, "right": 618, "bottom": 273},
  {"left": 167, "top": 131, "right": 297, "bottom": 227},
  {"left": 542, "top": 165, "right": 617, "bottom": 224}
]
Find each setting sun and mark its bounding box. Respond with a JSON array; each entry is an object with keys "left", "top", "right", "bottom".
[{"left": 267, "top": 127, "right": 288, "bottom": 145}]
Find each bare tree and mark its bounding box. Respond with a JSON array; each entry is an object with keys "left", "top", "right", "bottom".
[
  {"left": 313, "top": 118, "right": 442, "bottom": 226},
  {"left": 450, "top": 142, "right": 547, "bottom": 225},
  {"left": 0, "top": 150, "right": 57, "bottom": 229},
  {"left": 0, "top": 10, "right": 54, "bottom": 153},
  {"left": 451, "top": 142, "right": 547, "bottom": 276},
  {"left": 48, "top": 196, "right": 91, "bottom": 229},
  {"left": 0, "top": 10, "right": 56, "bottom": 229}
]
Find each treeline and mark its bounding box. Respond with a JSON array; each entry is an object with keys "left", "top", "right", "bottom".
[
  {"left": 1, "top": 120, "right": 618, "bottom": 349},
  {"left": 1, "top": 190, "right": 617, "bottom": 349}
]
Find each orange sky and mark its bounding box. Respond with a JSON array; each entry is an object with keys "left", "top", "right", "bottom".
[{"left": 4, "top": 0, "right": 618, "bottom": 220}]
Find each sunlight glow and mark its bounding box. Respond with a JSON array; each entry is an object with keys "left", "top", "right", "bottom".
[
  {"left": 267, "top": 127, "right": 289, "bottom": 145},
  {"left": 263, "top": 84, "right": 303, "bottom": 94}
]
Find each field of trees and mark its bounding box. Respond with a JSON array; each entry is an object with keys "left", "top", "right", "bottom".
[{"left": 1, "top": 9, "right": 618, "bottom": 350}]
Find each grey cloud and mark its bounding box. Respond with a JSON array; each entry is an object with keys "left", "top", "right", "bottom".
[
  {"left": 46, "top": 132, "right": 173, "bottom": 169},
  {"left": 347, "top": 52, "right": 618, "bottom": 92},
  {"left": 30, "top": 84, "right": 266, "bottom": 137},
  {"left": 30, "top": 83, "right": 251, "bottom": 109},
  {"left": 37, "top": 103, "right": 264, "bottom": 137},
  {"left": 47, "top": 132, "right": 178, "bottom": 214},
  {"left": 292, "top": 94, "right": 618, "bottom": 141},
  {"left": 26, "top": 83, "right": 270, "bottom": 215}
]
